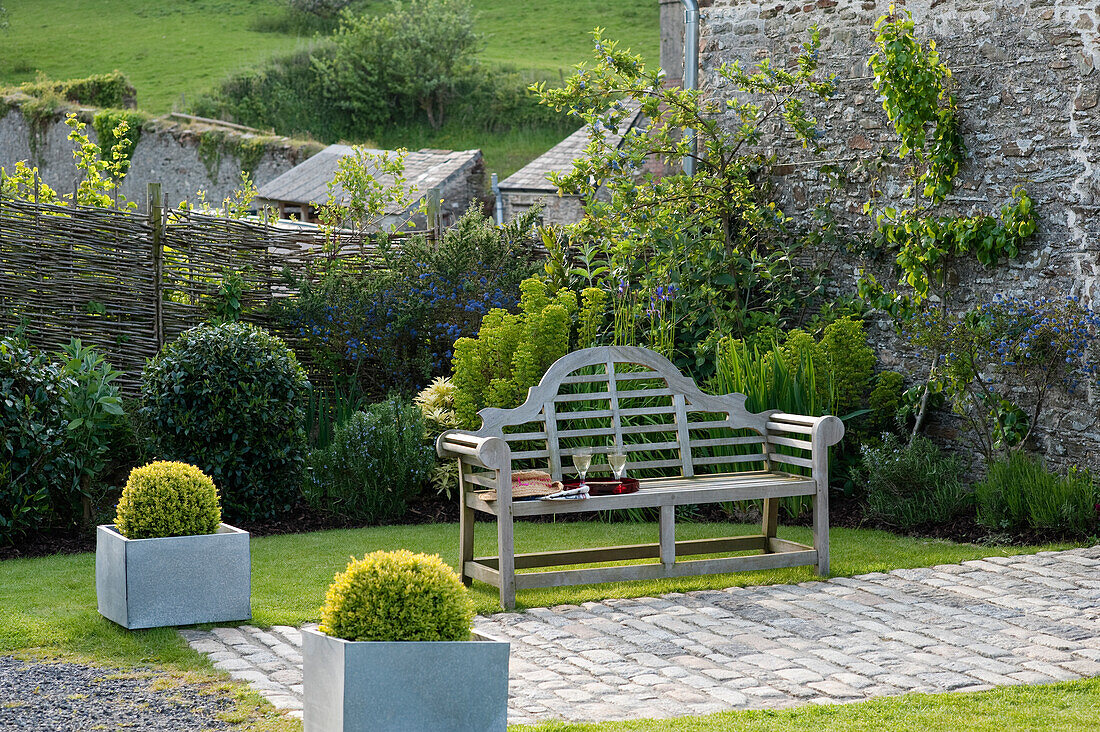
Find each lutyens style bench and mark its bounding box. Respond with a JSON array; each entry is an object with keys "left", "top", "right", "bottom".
[{"left": 437, "top": 346, "right": 844, "bottom": 609}]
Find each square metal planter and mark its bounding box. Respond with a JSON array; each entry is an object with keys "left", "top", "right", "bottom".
[
  {"left": 95, "top": 523, "right": 251, "bottom": 629},
  {"left": 303, "top": 627, "right": 509, "bottom": 732}
]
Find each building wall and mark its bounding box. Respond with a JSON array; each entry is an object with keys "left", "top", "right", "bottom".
[
  {"left": 500, "top": 191, "right": 587, "bottom": 226},
  {"left": 695, "top": 0, "right": 1100, "bottom": 470},
  {"left": 0, "top": 105, "right": 318, "bottom": 209}
]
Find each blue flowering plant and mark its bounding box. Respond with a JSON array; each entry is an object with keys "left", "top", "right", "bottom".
[
  {"left": 275, "top": 205, "right": 539, "bottom": 397},
  {"left": 908, "top": 296, "right": 1100, "bottom": 461}
]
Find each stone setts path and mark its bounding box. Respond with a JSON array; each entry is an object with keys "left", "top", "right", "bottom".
[{"left": 183, "top": 546, "right": 1100, "bottom": 725}]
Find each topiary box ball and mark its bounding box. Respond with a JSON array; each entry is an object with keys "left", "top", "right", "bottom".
[
  {"left": 320, "top": 550, "right": 474, "bottom": 642},
  {"left": 114, "top": 461, "right": 222, "bottom": 540}
]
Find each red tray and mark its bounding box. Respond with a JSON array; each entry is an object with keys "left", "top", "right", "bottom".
[{"left": 562, "top": 478, "right": 639, "bottom": 496}]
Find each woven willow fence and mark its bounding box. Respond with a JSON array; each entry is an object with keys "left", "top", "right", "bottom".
[{"left": 0, "top": 184, "right": 423, "bottom": 392}]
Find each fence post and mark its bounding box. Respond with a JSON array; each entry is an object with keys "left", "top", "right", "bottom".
[{"left": 148, "top": 182, "right": 164, "bottom": 348}]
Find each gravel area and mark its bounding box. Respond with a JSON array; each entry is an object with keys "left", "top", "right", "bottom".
[{"left": 0, "top": 657, "right": 235, "bottom": 731}]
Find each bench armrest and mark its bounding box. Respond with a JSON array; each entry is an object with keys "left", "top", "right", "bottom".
[
  {"left": 435, "top": 430, "right": 511, "bottom": 470},
  {"left": 767, "top": 413, "right": 845, "bottom": 449}
]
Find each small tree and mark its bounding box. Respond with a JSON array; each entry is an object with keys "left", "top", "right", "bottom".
[
  {"left": 316, "top": 0, "right": 479, "bottom": 129},
  {"left": 533, "top": 29, "right": 837, "bottom": 371}
]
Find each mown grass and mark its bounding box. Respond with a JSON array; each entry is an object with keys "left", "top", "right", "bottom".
[
  {"left": 0, "top": 522, "right": 1089, "bottom": 730},
  {"left": 0, "top": 521, "right": 1077, "bottom": 665},
  {"left": 0, "top": 0, "right": 657, "bottom": 116}
]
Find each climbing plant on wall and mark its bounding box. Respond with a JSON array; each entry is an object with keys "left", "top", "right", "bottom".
[{"left": 856, "top": 8, "right": 1038, "bottom": 439}]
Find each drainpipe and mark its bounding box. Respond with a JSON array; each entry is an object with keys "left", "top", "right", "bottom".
[
  {"left": 491, "top": 172, "right": 504, "bottom": 225},
  {"left": 681, "top": 0, "right": 700, "bottom": 176}
]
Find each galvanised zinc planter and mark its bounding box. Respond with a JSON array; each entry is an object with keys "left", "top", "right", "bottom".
[
  {"left": 95, "top": 523, "right": 251, "bottom": 629},
  {"left": 302, "top": 627, "right": 509, "bottom": 732}
]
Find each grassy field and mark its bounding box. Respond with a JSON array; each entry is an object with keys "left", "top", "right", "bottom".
[{"left": 0, "top": 0, "right": 658, "bottom": 115}]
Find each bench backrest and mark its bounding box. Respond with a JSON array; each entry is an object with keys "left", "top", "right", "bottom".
[{"left": 471, "top": 346, "right": 786, "bottom": 482}]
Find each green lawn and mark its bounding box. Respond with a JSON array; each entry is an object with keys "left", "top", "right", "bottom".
[
  {"left": 0, "top": 521, "right": 1077, "bottom": 666},
  {"left": 0, "top": 521, "right": 1091, "bottom": 730},
  {"left": 0, "top": 0, "right": 657, "bottom": 115}
]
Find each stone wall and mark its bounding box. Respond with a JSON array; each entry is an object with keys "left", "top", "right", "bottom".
[
  {"left": 0, "top": 103, "right": 320, "bottom": 209},
  {"left": 693, "top": 0, "right": 1100, "bottom": 471}
]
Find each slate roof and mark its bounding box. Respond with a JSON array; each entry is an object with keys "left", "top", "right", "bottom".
[
  {"left": 257, "top": 144, "right": 481, "bottom": 212},
  {"left": 499, "top": 106, "right": 643, "bottom": 192}
]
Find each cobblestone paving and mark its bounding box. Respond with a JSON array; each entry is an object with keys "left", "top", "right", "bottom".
[{"left": 182, "top": 546, "right": 1100, "bottom": 725}]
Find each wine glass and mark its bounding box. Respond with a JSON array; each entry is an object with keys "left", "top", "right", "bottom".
[
  {"left": 609, "top": 452, "right": 627, "bottom": 481},
  {"left": 572, "top": 448, "right": 593, "bottom": 488}
]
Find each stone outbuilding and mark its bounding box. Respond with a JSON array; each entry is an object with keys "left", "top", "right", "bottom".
[
  {"left": 256, "top": 144, "right": 487, "bottom": 228},
  {"left": 497, "top": 107, "right": 643, "bottom": 225}
]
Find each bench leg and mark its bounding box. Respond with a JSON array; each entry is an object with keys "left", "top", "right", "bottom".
[
  {"left": 497, "top": 507, "right": 516, "bottom": 610},
  {"left": 813, "top": 486, "right": 829, "bottom": 576},
  {"left": 459, "top": 492, "right": 474, "bottom": 587},
  {"left": 761, "top": 498, "right": 779, "bottom": 553},
  {"left": 659, "top": 505, "right": 675, "bottom": 570}
]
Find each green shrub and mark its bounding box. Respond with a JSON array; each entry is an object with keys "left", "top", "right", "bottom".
[
  {"left": 975, "top": 453, "right": 1098, "bottom": 538},
  {"left": 320, "top": 549, "right": 473, "bottom": 641},
  {"left": 114, "top": 461, "right": 221, "bottom": 539},
  {"left": 20, "top": 71, "right": 136, "bottom": 108},
  {"left": 452, "top": 278, "right": 576, "bottom": 427},
  {"left": 868, "top": 370, "right": 906, "bottom": 431},
  {"left": 821, "top": 316, "right": 876, "bottom": 415},
  {"left": 139, "top": 322, "right": 310, "bottom": 521},
  {"left": 305, "top": 400, "right": 435, "bottom": 522},
  {"left": 859, "top": 434, "right": 972, "bottom": 530},
  {"left": 0, "top": 337, "right": 71, "bottom": 543}
]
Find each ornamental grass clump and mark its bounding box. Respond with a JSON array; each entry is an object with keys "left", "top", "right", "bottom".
[
  {"left": 114, "top": 461, "right": 221, "bottom": 539},
  {"left": 320, "top": 550, "right": 473, "bottom": 642}
]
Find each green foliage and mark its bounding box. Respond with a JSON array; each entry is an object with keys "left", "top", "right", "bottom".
[
  {"left": 0, "top": 160, "right": 60, "bottom": 203},
  {"left": 139, "top": 322, "right": 310, "bottom": 521},
  {"left": 859, "top": 434, "right": 971, "bottom": 530},
  {"left": 317, "top": 0, "right": 479, "bottom": 129},
  {"left": 713, "top": 337, "right": 825, "bottom": 417},
  {"left": 778, "top": 330, "right": 829, "bottom": 408},
  {"left": 304, "top": 400, "right": 435, "bottom": 522},
  {"left": 0, "top": 337, "right": 70, "bottom": 543},
  {"left": 209, "top": 269, "right": 245, "bottom": 324},
  {"left": 578, "top": 287, "right": 608, "bottom": 349},
  {"left": 64, "top": 113, "right": 136, "bottom": 209},
  {"left": 533, "top": 29, "right": 837, "bottom": 377},
  {"left": 56, "top": 339, "right": 125, "bottom": 516},
  {"left": 113, "top": 461, "right": 221, "bottom": 540},
  {"left": 821, "top": 317, "right": 876, "bottom": 415},
  {"left": 868, "top": 370, "right": 906, "bottom": 432},
  {"left": 289, "top": 0, "right": 358, "bottom": 18},
  {"left": 909, "top": 297, "right": 1100, "bottom": 462},
  {"left": 452, "top": 278, "right": 576, "bottom": 428},
  {"left": 316, "top": 146, "right": 416, "bottom": 240},
  {"left": 320, "top": 549, "right": 473, "bottom": 641},
  {"left": 859, "top": 188, "right": 1036, "bottom": 313},
  {"left": 91, "top": 109, "right": 146, "bottom": 172},
  {"left": 975, "top": 453, "right": 1098, "bottom": 538},
  {"left": 868, "top": 10, "right": 961, "bottom": 202},
  {"left": 19, "top": 71, "right": 135, "bottom": 109},
  {"left": 277, "top": 206, "right": 538, "bottom": 398}
]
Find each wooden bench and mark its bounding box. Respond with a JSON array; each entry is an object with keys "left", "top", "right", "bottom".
[{"left": 436, "top": 346, "right": 844, "bottom": 609}]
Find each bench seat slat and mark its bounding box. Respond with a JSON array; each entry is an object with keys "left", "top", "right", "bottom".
[{"left": 467, "top": 473, "right": 818, "bottom": 516}]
